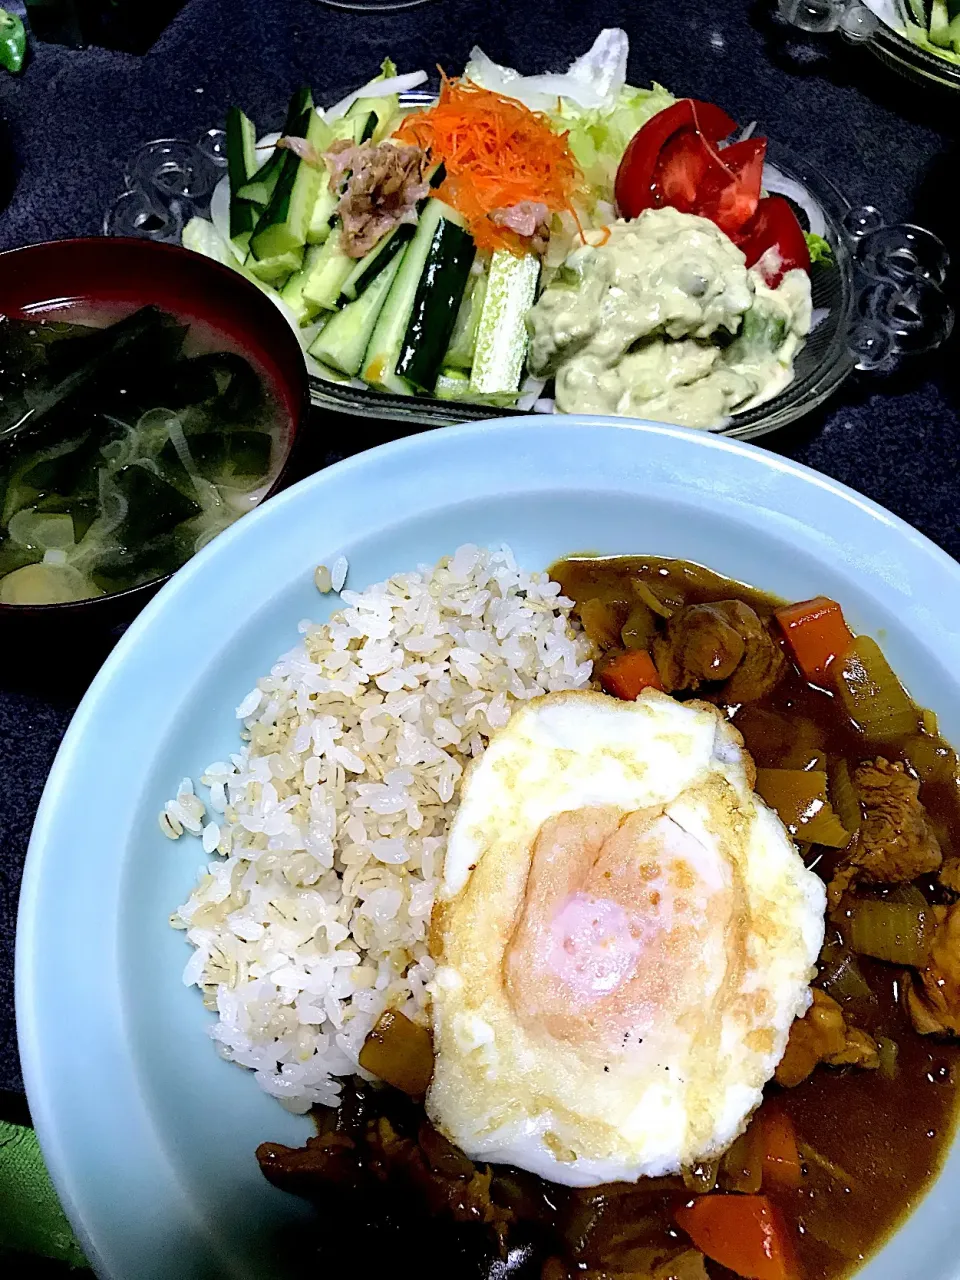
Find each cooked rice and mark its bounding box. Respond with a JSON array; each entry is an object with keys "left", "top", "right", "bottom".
[{"left": 167, "top": 544, "right": 592, "bottom": 1112}]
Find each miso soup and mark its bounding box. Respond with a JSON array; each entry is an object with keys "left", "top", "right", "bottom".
[{"left": 0, "top": 305, "right": 288, "bottom": 606}]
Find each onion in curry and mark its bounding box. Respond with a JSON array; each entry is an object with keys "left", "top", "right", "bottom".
[{"left": 257, "top": 557, "right": 960, "bottom": 1280}]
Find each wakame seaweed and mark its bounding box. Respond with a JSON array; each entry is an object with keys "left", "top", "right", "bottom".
[{"left": 0, "top": 308, "right": 280, "bottom": 606}]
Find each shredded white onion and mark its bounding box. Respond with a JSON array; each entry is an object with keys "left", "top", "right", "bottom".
[
  {"left": 253, "top": 130, "right": 282, "bottom": 165},
  {"left": 323, "top": 71, "right": 429, "bottom": 123},
  {"left": 516, "top": 375, "right": 548, "bottom": 412},
  {"left": 208, "top": 177, "right": 241, "bottom": 261}
]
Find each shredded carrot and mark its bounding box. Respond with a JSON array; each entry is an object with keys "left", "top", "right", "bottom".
[
  {"left": 395, "top": 75, "right": 583, "bottom": 255},
  {"left": 595, "top": 225, "right": 612, "bottom": 247}
]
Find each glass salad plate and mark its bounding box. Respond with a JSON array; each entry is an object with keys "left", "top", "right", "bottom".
[
  {"left": 103, "top": 78, "right": 953, "bottom": 442},
  {"left": 777, "top": 0, "right": 960, "bottom": 92}
]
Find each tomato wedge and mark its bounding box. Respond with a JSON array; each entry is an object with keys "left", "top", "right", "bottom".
[
  {"left": 615, "top": 98, "right": 813, "bottom": 284},
  {"left": 736, "top": 195, "right": 811, "bottom": 287},
  {"left": 654, "top": 130, "right": 730, "bottom": 216},
  {"left": 614, "top": 98, "right": 736, "bottom": 219},
  {"left": 695, "top": 136, "right": 767, "bottom": 235}
]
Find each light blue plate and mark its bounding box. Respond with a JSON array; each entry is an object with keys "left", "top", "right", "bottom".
[{"left": 16, "top": 417, "right": 960, "bottom": 1280}]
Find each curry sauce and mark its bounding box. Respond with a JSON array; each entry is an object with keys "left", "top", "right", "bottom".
[
  {"left": 259, "top": 556, "right": 960, "bottom": 1280},
  {"left": 552, "top": 555, "right": 960, "bottom": 1279}
]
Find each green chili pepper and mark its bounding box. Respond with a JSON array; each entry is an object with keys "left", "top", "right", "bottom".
[{"left": 0, "top": 8, "right": 26, "bottom": 74}]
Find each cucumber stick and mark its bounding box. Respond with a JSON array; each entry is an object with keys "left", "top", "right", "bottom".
[
  {"left": 342, "top": 56, "right": 400, "bottom": 143},
  {"left": 306, "top": 116, "right": 358, "bottom": 245},
  {"left": 225, "top": 107, "right": 259, "bottom": 255},
  {"left": 302, "top": 228, "right": 356, "bottom": 311},
  {"left": 443, "top": 269, "right": 486, "bottom": 370},
  {"left": 307, "top": 186, "right": 338, "bottom": 245},
  {"left": 346, "top": 94, "right": 400, "bottom": 144},
  {"left": 362, "top": 199, "right": 465, "bottom": 396},
  {"left": 396, "top": 219, "right": 475, "bottom": 392},
  {"left": 248, "top": 245, "right": 303, "bottom": 287},
  {"left": 338, "top": 163, "right": 448, "bottom": 302},
  {"left": 918, "top": 0, "right": 960, "bottom": 46},
  {"left": 308, "top": 249, "right": 406, "bottom": 377},
  {"left": 280, "top": 245, "right": 328, "bottom": 326},
  {"left": 238, "top": 86, "right": 312, "bottom": 206},
  {"left": 435, "top": 368, "right": 517, "bottom": 407},
  {"left": 250, "top": 109, "right": 332, "bottom": 261},
  {"left": 929, "top": 0, "right": 952, "bottom": 43},
  {"left": 341, "top": 224, "right": 415, "bottom": 301},
  {"left": 469, "top": 251, "right": 540, "bottom": 398}
]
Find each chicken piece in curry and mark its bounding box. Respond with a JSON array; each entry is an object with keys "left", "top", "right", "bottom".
[{"left": 257, "top": 557, "right": 960, "bottom": 1280}]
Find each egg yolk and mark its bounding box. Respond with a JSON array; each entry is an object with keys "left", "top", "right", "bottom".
[{"left": 504, "top": 805, "right": 733, "bottom": 1055}]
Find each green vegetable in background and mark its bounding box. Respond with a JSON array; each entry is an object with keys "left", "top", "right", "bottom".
[
  {"left": 805, "top": 232, "right": 833, "bottom": 266},
  {"left": 0, "top": 7, "right": 26, "bottom": 73}
]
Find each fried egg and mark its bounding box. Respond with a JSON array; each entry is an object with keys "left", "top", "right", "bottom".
[{"left": 426, "top": 689, "right": 825, "bottom": 1187}]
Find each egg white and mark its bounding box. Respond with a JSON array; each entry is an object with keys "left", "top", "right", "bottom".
[{"left": 427, "top": 688, "right": 825, "bottom": 1187}]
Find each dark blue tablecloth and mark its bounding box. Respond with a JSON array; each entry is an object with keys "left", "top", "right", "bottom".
[{"left": 0, "top": 0, "right": 957, "bottom": 1095}]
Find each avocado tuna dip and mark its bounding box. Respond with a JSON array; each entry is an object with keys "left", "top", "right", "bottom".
[{"left": 526, "top": 207, "right": 812, "bottom": 429}]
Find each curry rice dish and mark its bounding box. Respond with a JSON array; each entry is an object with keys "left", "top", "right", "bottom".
[{"left": 167, "top": 548, "right": 960, "bottom": 1280}]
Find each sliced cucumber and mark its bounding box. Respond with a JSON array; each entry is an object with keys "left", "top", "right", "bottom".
[
  {"left": 182, "top": 217, "right": 281, "bottom": 299},
  {"left": 470, "top": 251, "right": 540, "bottom": 398},
  {"left": 346, "top": 94, "right": 400, "bottom": 144},
  {"left": 928, "top": 0, "right": 953, "bottom": 43},
  {"left": 340, "top": 224, "right": 415, "bottom": 302},
  {"left": 434, "top": 368, "right": 518, "bottom": 407},
  {"left": 225, "top": 106, "right": 259, "bottom": 255},
  {"left": 307, "top": 185, "right": 339, "bottom": 246},
  {"left": 280, "top": 245, "right": 328, "bottom": 326},
  {"left": 443, "top": 268, "right": 486, "bottom": 371},
  {"left": 309, "top": 249, "right": 406, "bottom": 377},
  {"left": 361, "top": 199, "right": 464, "bottom": 396},
  {"left": 305, "top": 115, "right": 358, "bottom": 246},
  {"left": 340, "top": 56, "right": 400, "bottom": 144},
  {"left": 249, "top": 109, "right": 332, "bottom": 261},
  {"left": 396, "top": 220, "right": 475, "bottom": 393},
  {"left": 237, "top": 86, "right": 312, "bottom": 206},
  {"left": 248, "top": 245, "right": 304, "bottom": 287},
  {"left": 301, "top": 228, "right": 356, "bottom": 311},
  {"left": 338, "top": 164, "right": 448, "bottom": 303}
]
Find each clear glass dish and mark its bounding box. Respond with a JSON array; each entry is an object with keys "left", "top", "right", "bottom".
[
  {"left": 777, "top": 0, "right": 960, "bottom": 93},
  {"left": 104, "top": 97, "right": 953, "bottom": 441}
]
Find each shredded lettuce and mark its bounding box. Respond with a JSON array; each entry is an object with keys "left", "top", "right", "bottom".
[
  {"left": 552, "top": 82, "right": 675, "bottom": 206},
  {"left": 805, "top": 232, "right": 833, "bottom": 265}
]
